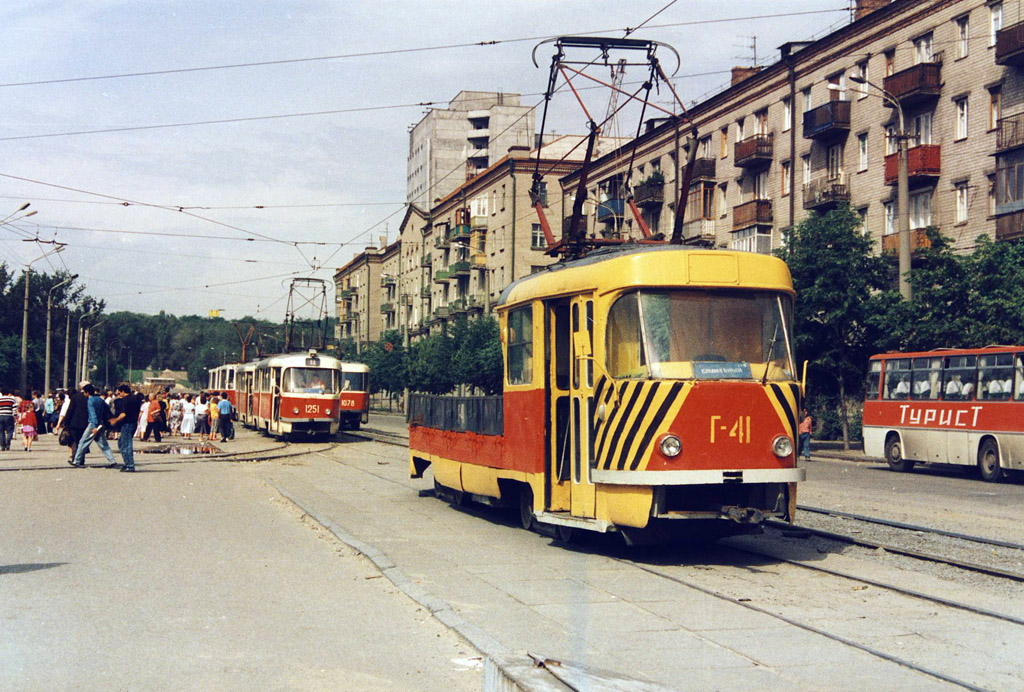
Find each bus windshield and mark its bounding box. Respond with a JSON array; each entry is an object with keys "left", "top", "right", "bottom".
[
  {"left": 607, "top": 289, "right": 795, "bottom": 381},
  {"left": 284, "top": 368, "right": 336, "bottom": 394}
]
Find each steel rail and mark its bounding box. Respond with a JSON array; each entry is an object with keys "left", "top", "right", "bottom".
[
  {"left": 619, "top": 557, "right": 995, "bottom": 692},
  {"left": 797, "top": 504, "right": 1024, "bottom": 552},
  {"left": 766, "top": 520, "right": 1024, "bottom": 583}
]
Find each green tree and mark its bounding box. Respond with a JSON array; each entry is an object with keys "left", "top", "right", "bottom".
[{"left": 777, "top": 204, "right": 894, "bottom": 448}]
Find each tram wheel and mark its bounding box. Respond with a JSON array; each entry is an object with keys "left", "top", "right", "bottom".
[
  {"left": 978, "top": 439, "right": 1003, "bottom": 483},
  {"left": 519, "top": 485, "right": 535, "bottom": 531},
  {"left": 556, "top": 525, "right": 576, "bottom": 544},
  {"left": 885, "top": 435, "right": 914, "bottom": 472}
]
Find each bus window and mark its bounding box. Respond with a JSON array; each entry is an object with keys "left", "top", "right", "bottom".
[
  {"left": 865, "top": 361, "right": 882, "bottom": 399},
  {"left": 910, "top": 357, "right": 941, "bottom": 400},
  {"left": 507, "top": 305, "right": 533, "bottom": 385},
  {"left": 979, "top": 353, "right": 1013, "bottom": 401},
  {"left": 883, "top": 358, "right": 911, "bottom": 399},
  {"left": 943, "top": 355, "right": 977, "bottom": 400},
  {"left": 1016, "top": 355, "right": 1024, "bottom": 401}
]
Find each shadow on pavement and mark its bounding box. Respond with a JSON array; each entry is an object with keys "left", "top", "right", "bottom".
[{"left": 0, "top": 562, "right": 68, "bottom": 575}]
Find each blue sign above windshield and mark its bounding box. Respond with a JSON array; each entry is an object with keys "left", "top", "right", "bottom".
[{"left": 693, "top": 362, "right": 752, "bottom": 379}]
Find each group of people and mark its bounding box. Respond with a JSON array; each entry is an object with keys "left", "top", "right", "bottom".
[{"left": 0, "top": 381, "right": 236, "bottom": 472}]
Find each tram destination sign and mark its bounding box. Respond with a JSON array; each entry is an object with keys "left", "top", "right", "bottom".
[{"left": 693, "top": 362, "right": 752, "bottom": 379}]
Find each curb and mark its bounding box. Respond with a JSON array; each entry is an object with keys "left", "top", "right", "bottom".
[{"left": 267, "top": 481, "right": 573, "bottom": 692}]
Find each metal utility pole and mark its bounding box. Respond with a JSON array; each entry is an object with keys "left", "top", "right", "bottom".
[
  {"left": 62, "top": 310, "right": 71, "bottom": 390},
  {"left": 45, "top": 274, "right": 78, "bottom": 393}
]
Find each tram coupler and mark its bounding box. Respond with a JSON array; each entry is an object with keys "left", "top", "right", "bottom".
[{"left": 723, "top": 506, "right": 765, "bottom": 524}]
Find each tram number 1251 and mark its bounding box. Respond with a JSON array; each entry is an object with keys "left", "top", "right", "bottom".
[
  {"left": 305, "top": 404, "right": 320, "bottom": 414},
  {"left": 710, "top": 415, "right": 752, "bottom": 444}
]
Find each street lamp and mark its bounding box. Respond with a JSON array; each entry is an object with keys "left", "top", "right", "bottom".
[
  {"left": 844, "top": 74, "right": 912, "bottom": 300},
  {"left": 75, "top": 308, "right": 101, "bottom": 385},
  {"left": 45, "top": 273, "right": 79, "bottom": 393},
  {"left": 20, "top": 241, "right": 64, "bottom": 395}
]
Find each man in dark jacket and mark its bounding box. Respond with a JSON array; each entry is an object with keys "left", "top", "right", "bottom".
[
  {"left": 57, "top": 382, "right": 91, "bottom": 465},
  {"left": 70, "top": 383, "right": 116, "bottom": 467},
  {"left": 109, "top": 384, "right": 143, "bottom": 472}
]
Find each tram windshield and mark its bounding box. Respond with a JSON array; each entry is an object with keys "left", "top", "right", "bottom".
[
  {"left": 340, "top": 372, "right": 368, "bottom": 392},
  {"left": 607, "top": 289, "right": 795, "bottom": 381},
  {"left": 284, "top": 368, "right": 337, "bottom": 394}
]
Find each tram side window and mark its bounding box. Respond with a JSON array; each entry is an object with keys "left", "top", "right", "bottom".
[
  {"left": 883, "top": 358, "right": 912, "bottom": 399},
  {"left": 865, "top": 361, "right": 882, "bottom": 399},
  {"left": 910, "top": 357, "right": 941, "bottom": 400},
  {"left": 606, "top": 293, "right": 644, "bottom": 378},
  {"left": 1016, "top": 355, "right": 1024, "bottom": 400},
  {"left": 978, "top": 354, "right": 1013, "bottom": 401},
  {"left": 507, "top": 306, "right": 533, "bottom": 385},
  {"left": 943, "top": 355, "right": 977, "bottom": 400}
]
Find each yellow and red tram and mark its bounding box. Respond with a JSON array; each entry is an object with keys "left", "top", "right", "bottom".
[{"left": 409, "top": 246, "right": 805, "bottom": 542}]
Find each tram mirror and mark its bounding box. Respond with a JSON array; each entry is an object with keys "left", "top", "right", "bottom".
[{"left": 573, "top": 330, "right": 592, "bottom": 358}]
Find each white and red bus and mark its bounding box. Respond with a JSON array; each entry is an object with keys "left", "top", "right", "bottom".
[
  {"left": 248, "top": 350, "right": 369, "bottom": 439},
  {"left": 863, "top": 347, "right": 1024, "bottom": 481}
]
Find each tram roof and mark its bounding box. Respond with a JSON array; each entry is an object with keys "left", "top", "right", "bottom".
[
  {"left": 496, "top": 245, "right": 794, "bottom": 309},
  {"left": 870, "top": 346, "right": 1024, "bottom": 360}
]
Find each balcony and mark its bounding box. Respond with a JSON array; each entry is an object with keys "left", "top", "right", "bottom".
[
  {"left": 802, "top": 100, "right": 851, "bottom": 140},
  {"left": 452, "top": 224, "right": 471, "bottom": 242},
  {"left": 996, "top": 21, "right": 1024, "bottom": 66},
  {"left": 881, "top": 228, "right": 933, "bottom": 254},
  {"left": 434, "top": 306, "right": 451, "bottom": 319},
  {"left": 732, "top": 199, "right": 773, "bottom": 231},
  {"left": 466, "top": 295, "right": 483, "bottom": 312},
  {"left": 420, "top": 286, "right": 431, "bottom": 298},
  {"left": 450, "top": 260, "right": 471, "bottom": 276},
  {"left": 596, "top": 198, "right": 625, "bottom": 223},
  {"left": 681, "top": 218, "right": 716, "bottom": 244},
  {"left": 420, "top": 255, "right": 432, "bottom": 267},
  {"left": 633, "top": 181, "right": 664, "bottom": 206},
  {"left": 380, "top": 302, "right": 394, "bottom": 314},
  {"left": 733, "top": 134, "right": 773, "bottom": 169},
  {"left": 471, "top": 214, "right": 488, "bottom": 229},
  {"left": 996, "top": 210, "right": 1024, "bottom": 241},
  {"left": 997, "top": 113, "right": 1024, "bottom": 152},
  {"left": 691, "top": 157, "right": 717, "bottom": 181},
  {"left": 434, "top": 235, "right": 448, "bottom": 248},
  {"left": 803, "top": 175, "right": 850, "bottom": 211},
  {"left": 380, "top": 276, "right": 396, "bottom": 287},
  {"left": 433, "top": 269, "right": 450, "bottom": 284},
  {"left": 884, "top": 144, "right": 941, "bottom": 186},
  {"left": 449, "top": 298, "right": 467, "bottom": 314},
  {"left": 473, "top": 253, "right": 487, "bottom": 268},
  {"left": 882, "top": 61, "right": 941, "bottom": 107},
  {"left": 339, "top": 288, "right": 354, "bottom": 298}
]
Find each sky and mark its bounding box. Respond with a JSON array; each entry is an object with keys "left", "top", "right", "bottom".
[{"left": 0, "top": 0, "right": 852, "bottom": 321}]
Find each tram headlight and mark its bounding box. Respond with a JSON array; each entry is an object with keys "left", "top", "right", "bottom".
[
  {"left": 659, "top": 434, "right": 682, "bottom": 458},
  {"left": 293, "top": 406, "right": 300, "bottom": 414},
  {"left": 325, "top": 408, "right": 332, "bottom": 416},
  {"left": 772, "top": 435, "right": 794, "bottom": 458}
]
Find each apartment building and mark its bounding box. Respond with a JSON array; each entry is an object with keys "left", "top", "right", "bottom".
[
  {"left": 335, "top": 239, "right": 399, "bottom": 348},
  {"left": 406, "top": 91, "right": 536, "bottom": 208},
  {"left": 560, "top": 0, "right": 1024, "bottom": 257}
]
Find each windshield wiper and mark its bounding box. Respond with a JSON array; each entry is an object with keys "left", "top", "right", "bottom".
[{"left": 762, "top": 322, "right": 781, "bottom": 386}]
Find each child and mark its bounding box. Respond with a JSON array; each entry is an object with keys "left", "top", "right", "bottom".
[{"left": 19, "top": 400, "right": 38, "bottom": 452}]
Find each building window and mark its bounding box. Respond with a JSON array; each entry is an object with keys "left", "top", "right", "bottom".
[
  {"left": 858, "top": 133, "right": 869, "bottom": 172},
  {"left": 885, "top": 125, "right": 899, "bottom": 155},
  {"left": 956, "top": 15, "right": 970, "bottom": 59},
  {"left": 755, "top": 109, "right": 768, "bottom": 136},
  {"left": 955, "top": 182, "right": 969, "bottom": 224},
  {"left": 884, "top": 201, "right": 896, "bottom": 235},
  {"left": 718, "top": 183, "right": 728, "bottom": 217},
  {"left": 737, "top": 117, "right": 746, "bottom": 142},
  {"left": 828, "top": 73, "right": 845, "bottom": 101},
  {"left": 912, "top": 112, "right": 933, "bottom": 146},
  {"left": 884, "top": 50, "right": 895, "bottom": 77},
  {"left": 781, "top": 161, "right": 791, "bottom": 197},
  {"left": 801, "top": 154, "right": 811, "bottom": 186},
  {"left": 754, "top": 171, "right": 769, "bottom": 200},
  {"left": 913, "top": 33, "right": 934, "bottom": 64},
  {"left": 802, "top": 87, "right": 812, "bottom": 113},
  {"left": 955, "top": 98, "right": 969, "bottom": 140},
  {"left": 782, "top": 97, "right": 792, "bottom": 132},
  {"left": 910, "top": 191, "right": 932, "bottom": 229},
  {"left": 855, "top": 60, "right": 869, "bottom": 99},
  {"left": 995, "top": 149, "right": 1024, "bottom": 213},
  {"left": 531, "top": 223, "right": 547, "bottom": 249},
  {"left": 989, "top": 87, "right": 1001, "bottom": 130},
  {"left": 991, "top": 2, "right": 1003, "bottom": 47},
  {"left": 988, "top": 174, "right": 997, "bottom": 216},
  {"left": 720, "top": 127, "right": 728, "bottom": 158}
]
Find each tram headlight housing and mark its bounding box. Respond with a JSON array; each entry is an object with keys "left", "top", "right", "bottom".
[
  {"left": 772, "top": 435, "right": 794, "bottom": 458},
  {"left": 292, "top": 406, "right": 300, "bottom": 414},
  {"left": 325, "top": 408, "right": 332, "bottom": 416},
  {"left": 659, "top": 434, "right": 682, "bottom": 458}
]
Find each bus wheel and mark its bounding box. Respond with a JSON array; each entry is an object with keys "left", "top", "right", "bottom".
[
  {"left": 519, "top": 485, "right": 535, "bottom": 531},
  {"left": 885, "top": 435, "right": 914, "bottom": 472},
  {"left": 979, "top": 440, "right": 1003, "bottom": 482}
]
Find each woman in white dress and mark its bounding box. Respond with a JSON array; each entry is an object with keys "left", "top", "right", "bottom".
[
  {"left": 136, "top": 397, "right": 150, "bottom": 439},
  {"left": 180, "top": 394, "right": 196, "bottom": 438}
]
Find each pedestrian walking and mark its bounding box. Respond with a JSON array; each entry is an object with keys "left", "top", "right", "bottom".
[
  {"left": 217, "top": 392, "right": 233, "bottom": 442},
  {"left": 0, "top": 384, "right": 16, "bottom": 451},
  {"left": 180, "top": 394, "right": 196, "bottom": 438},
  {"left": 18, "top": 399, "right": 38, "bottom": 451},
  {"left": 44, "top": 391, "right": 57, "bottom": 434},
  {"left": 56, "top": 382, "right": 91, "bottom": 465},
  {"left": 109, "top": 384, "right": 143, "bottom": 472},
  {"left": 195, "top": 395, "right": 210, "bottom": 441},
  {"left": 70, "top": 384, "right": 117, "bottom": 467},
  {"left": 168, "top": 394, "right": 182, "bottom": 436},
  {"left": 32, "top": 391, "right": 47, "bottom": 435},
  {"left": 142, "top": 393, "right": 164, "bottom": 442},
  {"left": 798, "top": 409, "right": 813, "bottom": 462}
]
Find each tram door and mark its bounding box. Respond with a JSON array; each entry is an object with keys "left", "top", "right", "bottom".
[
  {"left": 271, "top": 367, "right": 282, "bottom": 431},
  {"left": 546, "top": 299, "right": 572, "bottom": 513},
  {"left": 569, "top": 295, "right": 596, "bottom": 518}
]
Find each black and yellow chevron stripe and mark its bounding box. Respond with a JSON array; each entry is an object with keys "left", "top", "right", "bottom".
[{"left": 593, "top": 376, "right": 688, "bottom": 471}]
